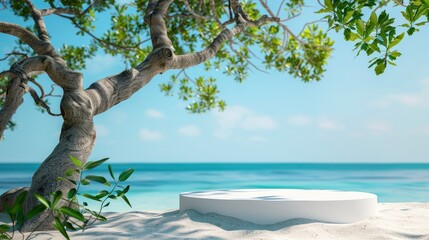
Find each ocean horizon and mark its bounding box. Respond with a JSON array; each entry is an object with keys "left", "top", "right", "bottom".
[{"left": 1, "top": 163, "right": 428, "bottom": 211}]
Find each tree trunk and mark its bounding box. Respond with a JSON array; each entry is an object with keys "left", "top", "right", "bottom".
[
  {"left": 0, "top": 0, "right": 277, "bottom": 233},
  {"left": 21, "top": 90, "right": 96, "bottom": 232}
]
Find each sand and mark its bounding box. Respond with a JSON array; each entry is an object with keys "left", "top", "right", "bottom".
[{"left": 1, "top": 203, "right": 428, "bottom": 240}]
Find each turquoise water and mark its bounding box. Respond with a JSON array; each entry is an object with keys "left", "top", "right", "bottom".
[{"left": 0, "top": 163, "right": 428, "bottom": 211}]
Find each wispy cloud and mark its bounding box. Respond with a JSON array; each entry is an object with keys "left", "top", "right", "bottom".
[
  {"left": 212, "top": 105, "right": 277, "bottom": 139},
  {"left": 316, "top": 118, "right": 344, "bottom": 130},
  {"left": 138, "top": 129, "right": 164, "bottom": 141},
  {"left": 145, "top": 109, "right": 165, "bottom": 119},
  {"left": 178, "top": 125, "right": 201, "bottom": 137},
  {"left": 287, "top": 115, "right": 343, "bottom": 130},
  {"left": 370, "top": 78, "right": 429, "bottom": 108},
  {"left": 366, "top": 121, "right": 391, "bottom": 135},
  {"left": 241, "top": 115, "right": 277, "bottom": 130},
  {"left": 95, "top": 124, "right": 109, "bottom": 137},
  {"left": 288, "top": 115, "right": 313, "bottom": 126}
]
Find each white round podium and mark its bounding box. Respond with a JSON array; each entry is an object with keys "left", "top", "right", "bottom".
[{"left": 180, "top": 189, "right": 377, "bottom": 224}]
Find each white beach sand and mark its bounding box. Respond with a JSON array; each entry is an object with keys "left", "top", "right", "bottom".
[{"left": 1, "top": 203, "right": 428, "bottom": 240}]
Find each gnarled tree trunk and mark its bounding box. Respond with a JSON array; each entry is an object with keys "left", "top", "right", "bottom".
[{"left": 0, "top": 0, "right": 278, "bottom": 232}]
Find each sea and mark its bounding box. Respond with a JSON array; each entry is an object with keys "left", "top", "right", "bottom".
[{"left": 0, "top": 163, "right": 428, "bottom": 212}]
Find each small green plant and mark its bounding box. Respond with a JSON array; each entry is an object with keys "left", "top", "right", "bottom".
[{"left": 0, "top": 157, "right": 134, "bottom": 240}]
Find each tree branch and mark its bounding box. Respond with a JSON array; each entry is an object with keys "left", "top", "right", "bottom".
[
  {"left": 0, "top": 52, "right": 28, "bottom": 62},
  {"left": 0, "top": 22, "right": 63, "bottom": 62},
  {"left": 26, "top": 85, "right": 61, "bottom": 116},
  {"left": 84, "top": 0, "right": 279, "bottom": 116},
  {"left": 0, "top": 70, "right": 29, "bottom": 137},
  {"left": 182, "top": 0, "right": 208, "bottom": 20},
  {"left": 40, "top": 7, "right": 77, "bottom": 16},
  {"left": 24, "top": 0, "right": 50, "bottom": 42}
]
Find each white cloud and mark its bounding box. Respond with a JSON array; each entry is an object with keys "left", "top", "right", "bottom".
[
  {"left": 316, "top": 118, "right": 344, "bottom": 130},
  {"left": 371, "top": 78, "right": 429, "bottom": 108},
  {"left": 95, "top": 124, "right": 109, "bottom": 137},
  {"left": 212, "top": 105, "right": 277, "bottom": 139},
  {"left": 388, "top": 94, "right": 422, "bottom": 106},
  {"left": 213, "top": 105, "right": 249, "bottom": 129},
  {"left": 86, "top": 54, "right": 120, "bottom": 74},
  {"left": 145, "top": 109, "right": 165, "bottom": 119},
  {"left": 366, "top": 121, "right": 390, "bottom": 135},
  {"left": 241, "top": 115, "right": 277, "bottom": 130},
  {"left": 178, "top": 125, "right": 201, "bottom": 137},
  {"left": 138, "top": 129, "right": 164, "bottom": 141},
  {"left": 288, "top": 115, "right": 313, "bottom": 126}
]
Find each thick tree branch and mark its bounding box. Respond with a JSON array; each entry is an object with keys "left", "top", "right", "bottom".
[
  {"left": 173, "top": 20, "right": 246, "bottom": 69},
  {"left": 0, "top": 22, "right": 63, "bottom": 63},
  {"left": 25, "top": 0, "right": 50, "bottom": 42},
  {"left": 148, "top": 0, "right": 174, "bottom": 51},
  {"left": 8, "top": 56, "right": 81, "bottom": 89},
  {"left": 85, "top": 0, "right": 280, "bottom": 115},
  {"left": 0, "top": 70, "right": 29, "bottom": 137}
]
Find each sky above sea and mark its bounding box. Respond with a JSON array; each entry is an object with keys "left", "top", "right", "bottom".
[{"left": 1, "top": 2, "right": 429, "bottom": 163}]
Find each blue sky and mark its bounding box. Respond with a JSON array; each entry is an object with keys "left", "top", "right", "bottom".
[{"left": 1, "top": 3, "right": 429, "bottom": 163}]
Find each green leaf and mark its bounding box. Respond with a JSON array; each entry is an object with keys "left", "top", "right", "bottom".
[
  {"left": 95, "top": 190, "right": 109, "bottom": 199},
  {"left": 67, "top": 188, "right": 77, "bottom": 199},
  {"left": 344, "top": 28, "right": 351, "bottom": 40},
  {"left": 0, "top": 224, "right": 10, "bottom": 233},
  {"left": 85, "top": 175, "right": 110, "bottom": 186},
  {"left": 26, "top": 204, "right": 47, "bottom": 220},
  {"left": 83, "top": 158, "right": 109, "bottom": 170},
  {"left": 122, "top": 185, "right": 130, "bottom": 194},
  {"left": 121, "top": 195, "right": 132, "bottom": 208},
  {"left": 82, "top": 193, "right": 102, "bottom": 202},
  {"left": 53, "top": 217, "right": 70, "bottom": 240},
  {"left": 407, "top": 26, "right": 416, "bottom": 35},
  {"left": 65, "top": 168, "right": 79, "bottom": 177},
  {"left": 34, "top": 194, "right": 51, "bottom": 209},
  {"left": 92, "top": 212, "right": 107, "bottom": 222},
  {"left": 13, "top": 191, "right": 27, "bottom": 207},
  {"left": 388, "top": 32, "right": 405, "bottom": 50},
  {"left": 356, "top": 19, "right": 365, "bottom": 36},
  {"left": 324, "top": 0, "right": 333, "bottom": 10},
  {"left": 9, "top": 191, "right": 27, "bottom": 215},
  {"left": 59, "top": 207, "right": 85, "bottom": 222},
  {"left": 390, "top": 51, "right": 402, "bottom": 58},
  {"left": 118, "top": 168, "right": 134, "bottom": 182},
  {"left": 80, "top": 178, "right": 90, "bottom": 185},
  {"left": 57, "top": 176, "right": 77, "bottom": 185},
  {"left": 64, "top": 222, "right": 77, "bottom": 231},
  {"left": 50, "top": 191, "right": 63, "bottom": 209},
  {"left": 70, "top": 156, "right": 83, "bottom": 168},
  {"left": 108, "top": 164, "right": 115, "bottom": 180},
  {"left": 375, "top": 62, "right": 386, "bottom": 75}
]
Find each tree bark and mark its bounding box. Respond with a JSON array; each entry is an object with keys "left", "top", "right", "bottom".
[
  {"left": 0, "top": 0, "right": 279, "bottom": 232},
  {"left": 22, "top": 89, "right": 96, "bottom": 231}
]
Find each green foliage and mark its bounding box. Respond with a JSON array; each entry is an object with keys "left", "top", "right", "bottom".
[
  {"left": 0, "top": 156, "right": 134, "bottom": 240},
  {"left": 2, "top": 0, "right": 426, "bottom": 125},
  {"left": 318, "top": 0, "right": 429, "bottom": 75}
]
